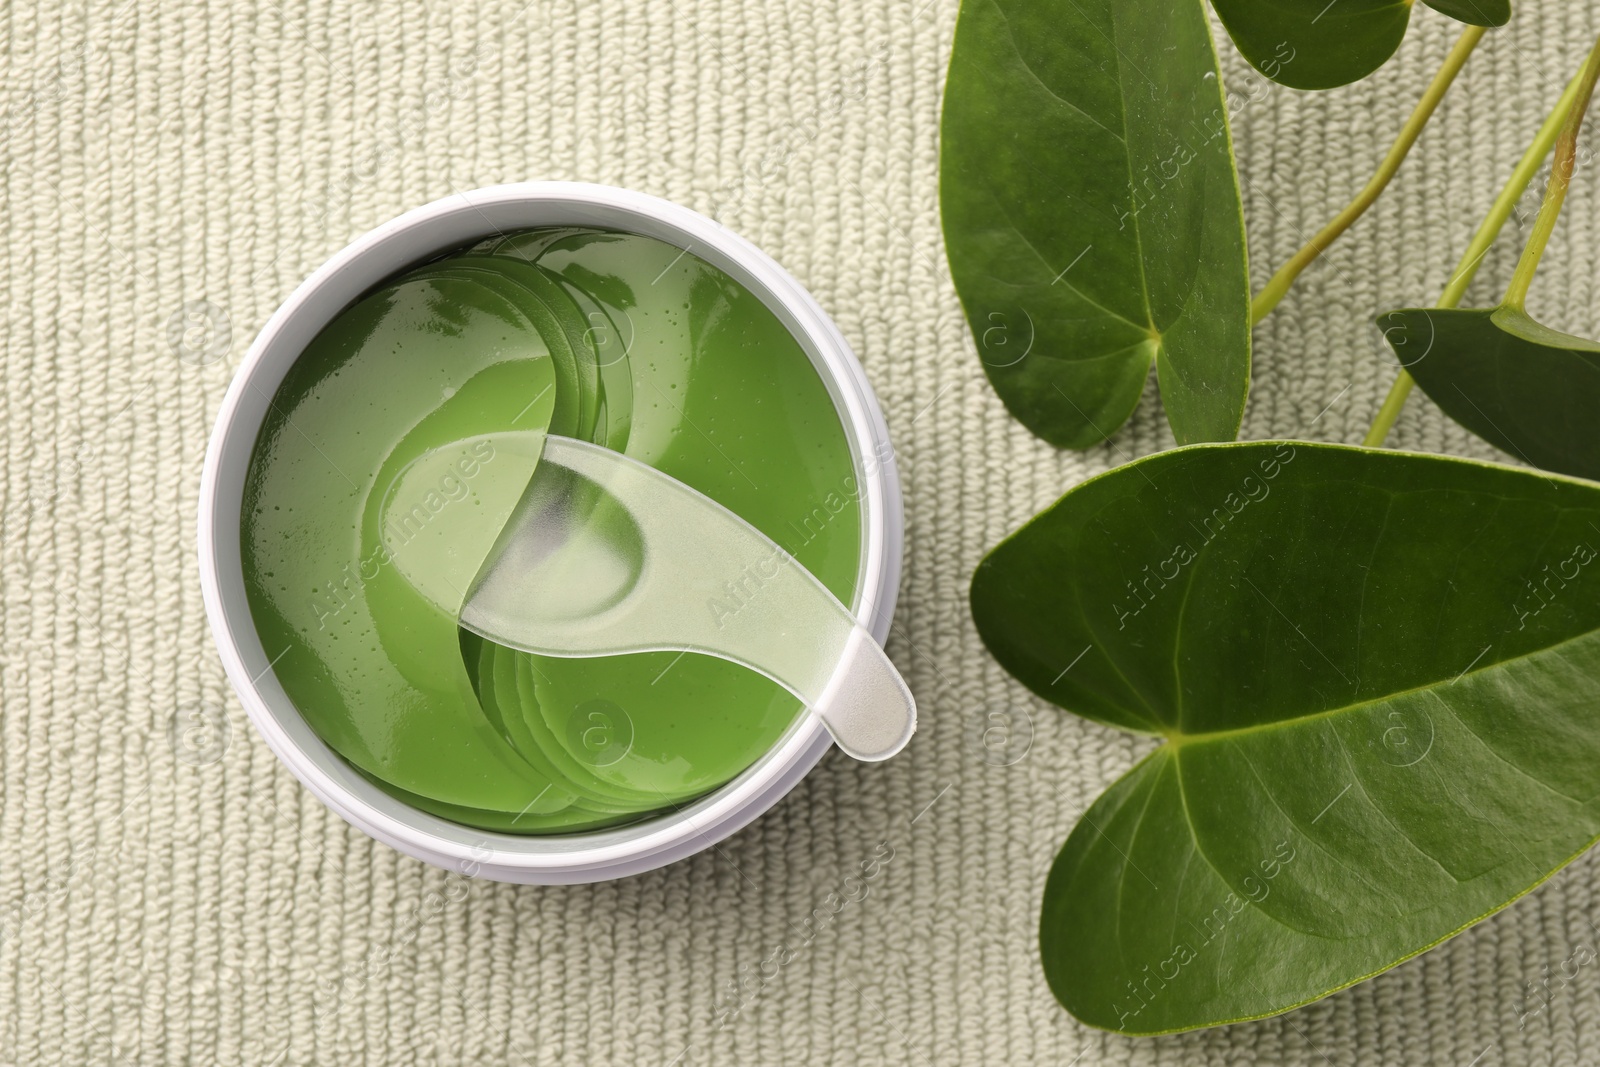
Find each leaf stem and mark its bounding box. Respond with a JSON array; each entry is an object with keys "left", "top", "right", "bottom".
[
  {"left": 1362, "top": 66, "right": 1593, "bottom": 448},
  {"left": 1502, "top": 36, "right": 1600, "bottom": 312},
  {"left": 1251, "top": 26, "right": 1486, "bottom": 326}
]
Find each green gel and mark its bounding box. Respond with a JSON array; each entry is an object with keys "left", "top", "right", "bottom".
[{"left": 241, "top": 228, "right": 864, "bottom": 832}]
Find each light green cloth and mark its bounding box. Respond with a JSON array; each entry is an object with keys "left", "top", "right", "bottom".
[{"left": 2, "top": 0, "right": 1597, "bottom": 1062}]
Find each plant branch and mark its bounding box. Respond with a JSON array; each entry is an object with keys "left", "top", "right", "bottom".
[
  {"left": 1362, "top": 66, "right": 1593, "bottom": 449},
  {"left": 1503, "top": 36, "right": 1600, "bottom": 311},
  {"left": 1251, "top": 26, "right": 1486, "bottom": 326}
]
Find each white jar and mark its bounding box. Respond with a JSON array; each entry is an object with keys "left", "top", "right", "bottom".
[{"left": 197, "top": 183, "right": 905, "bottom": 884}]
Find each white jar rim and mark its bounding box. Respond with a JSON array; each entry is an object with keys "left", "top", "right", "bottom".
[{"left": 197, "top": 183, "right": 904, "bottom": 884}]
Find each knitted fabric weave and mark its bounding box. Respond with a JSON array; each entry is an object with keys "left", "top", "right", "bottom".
[{"left": 2, "top": 1, "right": 1598, "bottom": 1063}]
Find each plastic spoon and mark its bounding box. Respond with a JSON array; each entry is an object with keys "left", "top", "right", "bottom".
[{"left": 458, "top": 434, "right": 916, "bottom": 762}]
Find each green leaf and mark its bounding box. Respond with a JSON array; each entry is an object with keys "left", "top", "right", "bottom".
[
  {"left": 938, "top": 0, "right": 1250, "bottom": 450},
  {"left": 1383, "top": 306, "right": 1600, "bottom": 481},
  {"left": 971, "top": 441, "right": 1600, "bottom": 1033},
  {"left": 1422, "top": 0, "right": 1512, "bottom": 28},
  {"left": 1209, "top": 0, "right": 1411, "bottom": 90},
  {"left": 1208, "top": 0, "right": 1512, "bottom": 90}
]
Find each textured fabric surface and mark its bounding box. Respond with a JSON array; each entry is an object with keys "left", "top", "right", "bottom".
[{"left": 3, "top": 0, "right": 1600, "bottom": 1063}]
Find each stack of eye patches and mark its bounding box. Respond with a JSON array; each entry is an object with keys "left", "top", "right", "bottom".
[{"left": 239, "top": 228, "right": 867, "bottom": 832}]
